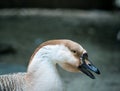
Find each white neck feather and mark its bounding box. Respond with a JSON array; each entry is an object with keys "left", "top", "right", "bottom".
[{"left": 26, "top": 45, "right": 65, "bottom": 91}]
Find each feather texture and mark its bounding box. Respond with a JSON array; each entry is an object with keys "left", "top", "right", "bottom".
[{"left": 0, "top": 73, "right": 26, "bottom": 91}]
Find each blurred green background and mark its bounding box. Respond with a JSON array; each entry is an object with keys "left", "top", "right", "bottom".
[{"left": 0, "top": 0, "right": 120, "bottom": 91}]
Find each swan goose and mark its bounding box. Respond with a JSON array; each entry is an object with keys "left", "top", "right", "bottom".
[{"left": 0, "top": 39, "right": 100, "bottom": 91}]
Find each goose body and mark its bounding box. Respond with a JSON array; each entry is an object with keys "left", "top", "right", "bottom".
[{"left": 0, "top": 39, "right": 100, "bottom": 91}]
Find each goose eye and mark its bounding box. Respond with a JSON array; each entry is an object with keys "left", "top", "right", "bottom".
[{"left": 72, "top": 50, "right": 77, "bottom": 54}]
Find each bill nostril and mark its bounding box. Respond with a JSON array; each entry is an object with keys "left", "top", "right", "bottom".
[{"left": 88, "top": 64, "right": 92, "bottom": 66}]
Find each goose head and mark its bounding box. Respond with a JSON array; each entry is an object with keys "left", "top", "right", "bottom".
[{"left": 29, "top": 39, "right": 100, "bottom": 79}]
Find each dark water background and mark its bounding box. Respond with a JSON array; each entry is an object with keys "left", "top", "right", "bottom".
[{"left": 0, "top": 9, "right": 120, "bottom": 91}]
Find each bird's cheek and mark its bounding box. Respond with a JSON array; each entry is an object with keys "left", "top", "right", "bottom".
[
  {"left": 60, "top": 62, "right": 80, "bottom": 72},
  {"left": 73, "top": 57, "right": 81, "bottom": 67}
]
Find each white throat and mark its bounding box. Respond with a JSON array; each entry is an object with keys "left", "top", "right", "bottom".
[{"left": 26, "top": 45, "right": 66, "bottom": 91}]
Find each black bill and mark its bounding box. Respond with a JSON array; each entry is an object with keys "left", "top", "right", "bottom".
[{"left": 78, "top": 53, "right": 100, "bottom": 79}]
